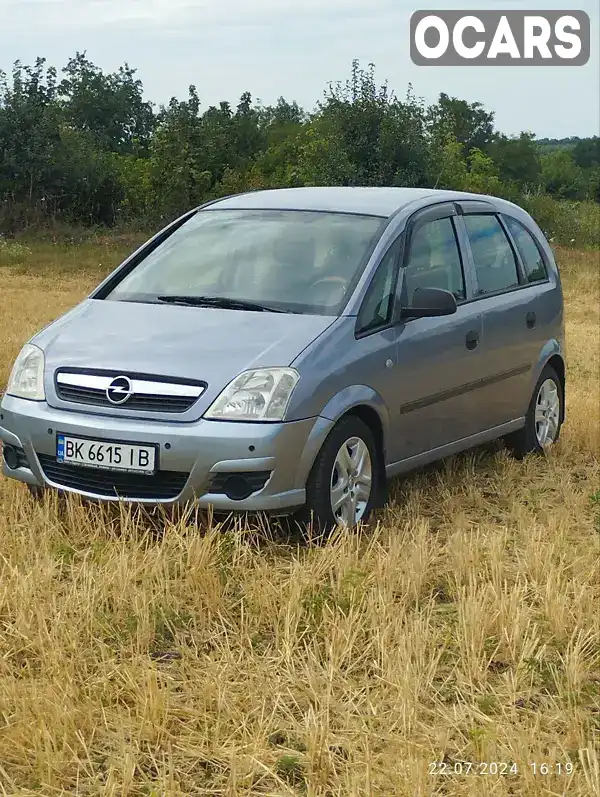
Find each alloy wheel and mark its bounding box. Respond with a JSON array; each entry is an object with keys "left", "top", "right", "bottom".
[
  {"left": 534, "top": 378, "right": 561, "bottom": 447},
  {"left": 330, "top": 436, "right": 372, "bottom": 527}
]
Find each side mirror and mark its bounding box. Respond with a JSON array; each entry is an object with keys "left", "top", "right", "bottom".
[{"left": 400, "top": 287, "right": 457, "bottom": 319}]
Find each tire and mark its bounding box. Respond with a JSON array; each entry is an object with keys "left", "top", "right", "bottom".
[
  {"left": 504, "top": 365, "right": 564, "bottom": 459},
  {"left": 293, "top": 415, "right": 380, "bottom": 535}
]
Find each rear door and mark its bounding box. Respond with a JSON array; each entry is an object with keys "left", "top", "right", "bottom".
[
  {"left": 454, "top": 202, "right": 550, "bottom": 430},
  {"left": 391, "top": 202, "right": 485, "bottom": 461},
  {"left": 502, "top": 213, "right": 563, "bottom": 369}
]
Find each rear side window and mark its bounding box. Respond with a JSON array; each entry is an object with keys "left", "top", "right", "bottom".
[
  {"left": 463, "top": 214, "right": 520, "bottom": 296},
  {"left": 504, "top": 217, "right": 548, "bottom": 283}
]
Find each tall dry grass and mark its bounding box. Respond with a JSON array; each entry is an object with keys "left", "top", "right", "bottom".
[{"left": 0, "top": 243, "right": 598, "bottom": 795}]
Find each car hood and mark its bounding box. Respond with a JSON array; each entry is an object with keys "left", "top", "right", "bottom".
[{"left": 36, "top": 299, "right": 335, "bottom": 421}]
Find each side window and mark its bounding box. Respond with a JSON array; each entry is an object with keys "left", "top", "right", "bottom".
[
  {"left": 356, "top": 246, "right": 398, "bottom": 334},
  {"left": 463, "top": 214, "right": 520, "bottom": 296},
  {"left": 504, "top": 216, "right": 549, "bottom": 283},
  {"left": 403, "top": 217, "right": 466, "bottom": 303}
]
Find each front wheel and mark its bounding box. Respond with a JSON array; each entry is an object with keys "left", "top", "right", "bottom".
[
  {"left": 505, "top": 365, "right": 564, "bottom": 459},
  {"left": 294, "top": 415, "right": 380, "bottom": 534}
]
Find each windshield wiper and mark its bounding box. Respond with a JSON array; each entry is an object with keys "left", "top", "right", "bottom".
[{"left": 156, "top": 295, "right": 284, "bottom": 313}]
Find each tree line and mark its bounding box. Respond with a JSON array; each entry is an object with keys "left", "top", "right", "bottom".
[{"left": 1, "top": 55, "right": 598, "bottom": 235}]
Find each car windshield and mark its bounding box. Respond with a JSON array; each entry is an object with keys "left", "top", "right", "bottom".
[{"left": 104, "top": 209, "right": 385, "bottom": 316}]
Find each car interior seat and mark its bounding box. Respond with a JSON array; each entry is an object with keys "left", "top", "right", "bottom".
[
  {"left": 404, "top": 233, "right": 452, "bottom": 302},
  {"left": 470, "top": 232, "right": 516, "bottom": 294},
  {"left": 261, "top": 234, "right": 318, "bottom": 300}
]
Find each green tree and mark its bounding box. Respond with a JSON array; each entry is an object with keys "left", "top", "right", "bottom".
[
  {"left": 540, "top": 149, "right": 585, "bottom": 199},
  {"left": 258, "top": 97, "right": 305, "bottom": 139},
  {"left": 572, "top": 136, "right": 600, "bottom": 169},
  {"left": 114, "top": 153, "right": 154, "bottom": 224},
  {"left": 148, "top": 86, "right": 211, "bottom": 221},
  {"left": 427, "top": 93, "right": 495, "bottom": 157},
  {"left": 585, "top": 165, "right": 600, "bottom": 202},
  {"left": 0, "top": 52, "right": 597, "bottom": 232},
  {"left": 0, "top": 58, "right": 62, "bottom": 225},
  {"left": 231, "top": 92, "right": 264, "bottom": 164},
  {"left": 488, "top": 132, "right": 541, "bottom": 191},
  {"left": 52, "top": 127, "right": 124, "bottom": 225},
  {"left": 464, "top": 148, "right": 503, "bottom": 195},
  {"left": 58, "top": 52, "right": 155, "bottom": 155},
  {"left": 430, "top": 135, "right": 468, "bottom": 190},
  {"left": 295, "top": 122, "right": 356, "bottom": 185},
  {"left": 313, "top": 61, "right": 430, "bottom": 187}
]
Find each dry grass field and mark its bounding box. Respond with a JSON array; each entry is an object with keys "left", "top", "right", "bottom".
[{"left": 0, "top": 240, "right": 598, "bottom": 796}]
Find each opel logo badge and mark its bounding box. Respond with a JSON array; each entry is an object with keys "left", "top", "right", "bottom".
[{"left": 106, "top": 375, "right": 134, "bottom": 405}]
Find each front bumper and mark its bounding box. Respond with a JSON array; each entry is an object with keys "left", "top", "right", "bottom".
[{"left": 0, "top": 395, "right": 334, "bottom": 513}]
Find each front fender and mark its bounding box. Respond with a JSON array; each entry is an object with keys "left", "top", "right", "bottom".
[
  {"left": 293, "top": 385, "right": 390, "bottom": 488},
  {"left": 319, "top": 384, "right": 391, "bottom": 432}
]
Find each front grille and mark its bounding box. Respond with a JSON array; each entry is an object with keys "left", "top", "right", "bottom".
[
  {"left": 55, "top": 370, "right": 206, "bottom": 414},
  {"left": 56, "top": 384, "right": 197, "bottom": 413},
  {"left": 37, "top": 454, "right": 189, "bottom": 500}
]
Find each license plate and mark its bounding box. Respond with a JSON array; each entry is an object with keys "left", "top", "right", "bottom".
[{"left": 56, "top": 434, "right": 157, "bottom": 474}]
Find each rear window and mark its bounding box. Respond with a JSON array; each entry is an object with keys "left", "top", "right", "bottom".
[{"left": 504, "top": 216, "right": 549, "bottom": 283}]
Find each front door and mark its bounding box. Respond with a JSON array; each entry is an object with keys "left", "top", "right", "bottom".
[{"left": 392, "top": 203, "right": 486, "bottom": 461}]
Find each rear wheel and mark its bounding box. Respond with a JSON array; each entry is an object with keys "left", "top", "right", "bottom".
[
  {"left": 505, "top": 365, "right": 564, "bottom": 459},
  {"left": 294, "top": 415, "right": 379, "bottom": 534}
]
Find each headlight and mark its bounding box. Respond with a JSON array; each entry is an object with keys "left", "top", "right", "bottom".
[
  {"left": 6, "top": 344, "right": 46, "bottom": 401},
  {"left": 205, "top": 367, "right": 300, "bottom": 422}
]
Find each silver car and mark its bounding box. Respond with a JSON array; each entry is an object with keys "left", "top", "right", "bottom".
[{"left": 1, "top": 187, "right": 565, "bottom": 529}]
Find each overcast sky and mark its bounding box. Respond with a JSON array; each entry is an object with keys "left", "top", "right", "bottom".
[{"left": 1, "top": 0, "right": 598, "bottom": 138}]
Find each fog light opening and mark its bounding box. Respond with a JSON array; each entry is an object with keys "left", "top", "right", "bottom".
[
  {"left": 222, "top": 475, "right": 253, "bottom": 501},
  {"left": 3, "top": 445, "right": 19, "bottom": 470}
]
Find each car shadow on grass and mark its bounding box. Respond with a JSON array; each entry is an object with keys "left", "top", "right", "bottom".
[{"left": 27, "top": 437, "right": 511, "bottom": 549}]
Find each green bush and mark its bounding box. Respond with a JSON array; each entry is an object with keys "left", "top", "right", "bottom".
[
  {"left": 521, "top": 195, "right": 600, "bottom": 248},
  {"left": 0, "top": 236, "right": 32, "bottom": 265}
]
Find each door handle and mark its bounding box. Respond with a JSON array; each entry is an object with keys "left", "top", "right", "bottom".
[
  {"left": 465, "top": 330, "right": 479, "bottom": 350},
  {"left": 526, "top": 311, "right": 536, "bottom": 329}
]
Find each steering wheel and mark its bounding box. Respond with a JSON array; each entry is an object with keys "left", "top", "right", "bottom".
[{"left": 309, "top": 276, "right": 348, "bottom": 292}]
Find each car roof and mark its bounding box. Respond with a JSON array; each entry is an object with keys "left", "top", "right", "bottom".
[{"left": 206, "top": 186, "right": 510, "bottom": 218}]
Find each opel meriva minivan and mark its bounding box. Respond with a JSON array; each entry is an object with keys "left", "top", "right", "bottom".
[{"left": 1, "top": 187, "right": 565, "bottom": 529}]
